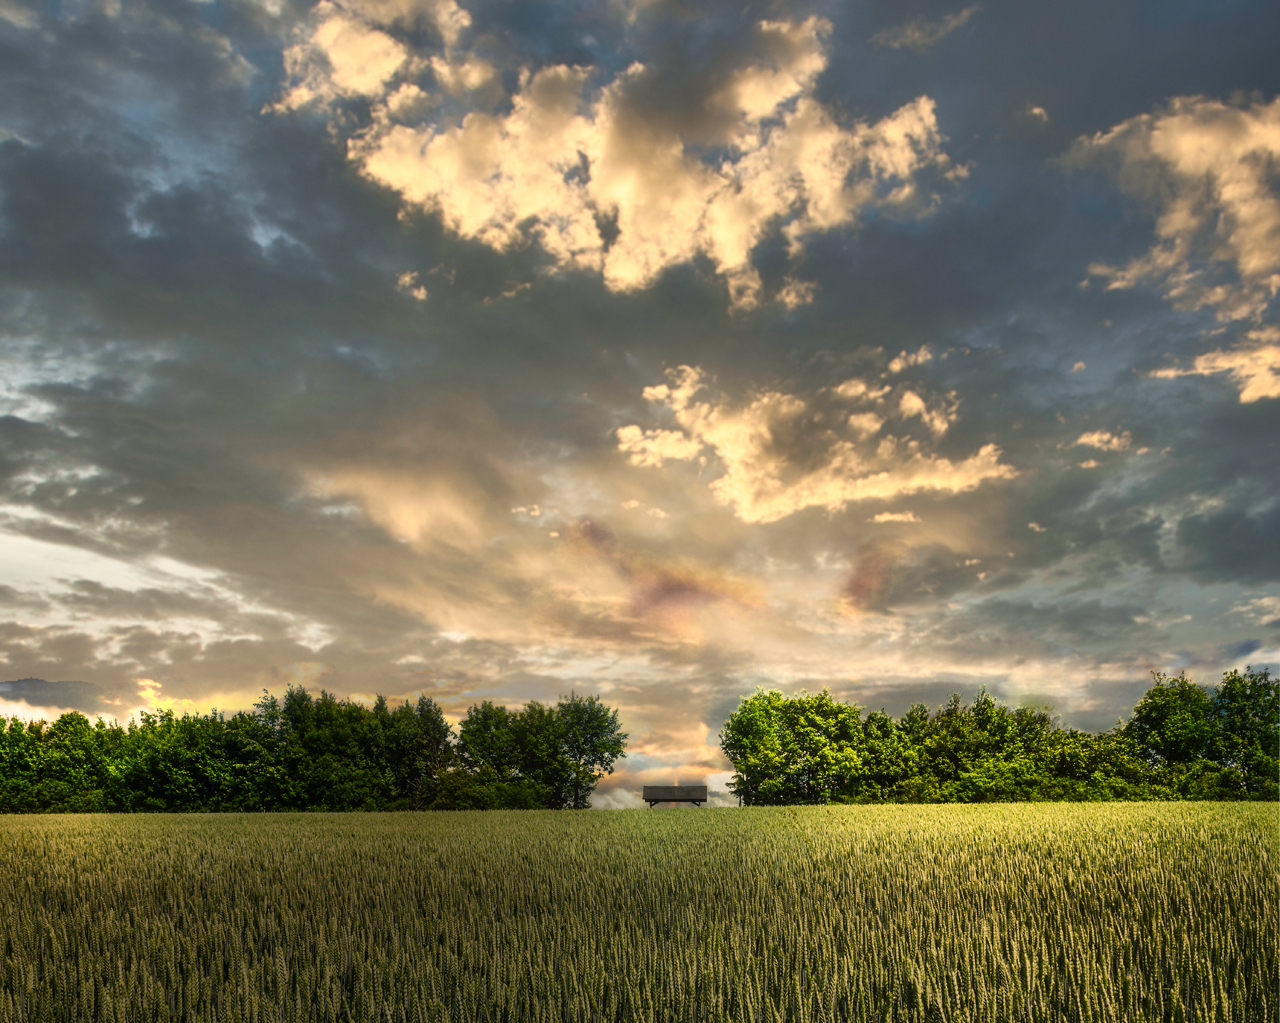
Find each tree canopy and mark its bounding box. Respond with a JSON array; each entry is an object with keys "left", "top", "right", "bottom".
[
  {"left": 0, "top": 688, "right": 627, "bottom": 813},
  {"left": 4, "top": 666, "right": 1272, "bottom": 812},
  {"left": 719, "top": 667, "right": 1277, "bottom": 805}
]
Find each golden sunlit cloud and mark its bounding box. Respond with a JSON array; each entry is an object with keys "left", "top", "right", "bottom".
[
  {"left": 617, "top": 366, "right": 1016, "bottom": 523},
  {"left": 1074, "top": 429, "right": 1132, "bottom": 451},
  {"left": 1069, "top": 95, "right": 1280, "bottom": 322},
  {"left": 310, "top": 469, "right": 490, "bottom": 549},
  {"left": 272, "top": 5, "right": 959, "bottom": 309},
  {"left": 1150, "top": 326, "right": 1280, "bottom": 403}
]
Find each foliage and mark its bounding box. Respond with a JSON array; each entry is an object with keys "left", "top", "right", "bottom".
[
  {"left": 451, "top": 692, "right": 628, "bottom": 810},
  {"left": 1121, "top": 666, "right": 1279, "bottom": 800},
  {"left": 720, "top": 667, "right": 1278, "bottom": 805},
  {"left": 551, "top": 692, "right": 628, "bottom": 810},
  {"left": 717, "top": 688, "right": 864, "bottom": 805},
  {"left": 0, "top": 687, "right": 626, "bottom": 813},
  {"left": 0, "top": 804, "right": 1273, "bottom": 1022},
  {"left": 1123, "top": 670, "right": 1221, "bottom": 765}
]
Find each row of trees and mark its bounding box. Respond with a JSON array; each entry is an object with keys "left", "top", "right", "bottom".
[
  {"left": 0, "top": 687, "right": 628, "bottom": 813},
  {"left": 719, "top": 668, "right": 1278, "bottom": 804},
  {"left": 4, "top": 666, "right": 1272, "bottom": 812}
]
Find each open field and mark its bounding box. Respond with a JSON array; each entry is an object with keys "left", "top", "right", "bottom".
[{"left": 2, "top": 804, "right": 1275, "bottom": 1023}]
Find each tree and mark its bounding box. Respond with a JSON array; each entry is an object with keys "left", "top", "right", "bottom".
[
  {"left": 458, "top": 702, "right": 521, "bottom": 777},
  {"left": 509, "top": 700, "right": 565, "bottom": 805},
  {"left": 32, "top": 712, "right": 109, "bottom": 812},
  {"left": 457, "top": 693, "right": 627, "bottom": 809},
  {"left": 856, "top": 709, "right": 919, "bottom": 799},
  {"left": 719, "top": 688, "right": 863, "bottom": 805},
  {"left": 1212, "top": 666, "right": 1278, "bottom": 798},
  {"left": 1124, "top": 671, "right": 1223, "bottom": 767},
  {"left": 384, "top": 696, "right": 455, "bottom": 809},
  {"left": 717, "top": 679, "right": 1242, "bottom": 805},
  {"left": 718, "top": 689, "right": 787, "bottom": 805},
  {"left": 555, "top": 692, "right": 628, "bottom": 809}
]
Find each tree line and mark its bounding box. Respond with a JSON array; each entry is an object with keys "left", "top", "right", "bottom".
[
  {"left": 0, "top": 687, "right": 627, "bottom": 813},
  {"left": 719, "top": 667, "right": 1277, "bottom": 804},
  {"left": 4, "top": 666, "right": 1274, "bottom": 812}
]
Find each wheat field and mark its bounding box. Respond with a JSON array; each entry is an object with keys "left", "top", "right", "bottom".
[{"left": 1, "top": 803, "right": 1274, "bottom": 1022}]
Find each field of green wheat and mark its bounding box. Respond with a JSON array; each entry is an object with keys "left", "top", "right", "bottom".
[{"left": 1, "top": 803, "right": 1274, "bottom": 1023}]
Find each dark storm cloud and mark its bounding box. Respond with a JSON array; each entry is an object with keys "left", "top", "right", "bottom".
[
  {"left": 0, "top": 676, "right": 107, "bottom": 713},
  {"left": 1216, "top": 639, "right": 1263, "bottom": 662},
  {"left": 931, "top": 596, "right": 1163, "bottom": 660},
  {"left": 1178, "top": 505, "right": 1280, "bottom": 583}
]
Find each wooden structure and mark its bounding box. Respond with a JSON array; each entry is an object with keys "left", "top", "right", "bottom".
[{"left": 642, "top": 785, "right": 708, "bottom": 808}]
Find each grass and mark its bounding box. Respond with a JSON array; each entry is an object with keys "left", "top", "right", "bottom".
[{"left": 1, "top": 803, "right": 1275, "bottom": 1022}]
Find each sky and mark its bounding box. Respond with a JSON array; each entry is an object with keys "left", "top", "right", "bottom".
[{"left": 0, "top": 0, "right": 1277, "bottom": 806}]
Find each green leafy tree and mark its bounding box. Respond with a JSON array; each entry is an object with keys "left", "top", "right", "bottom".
[
  {"left": 840, "top": 709, "right": 918, "bottom": 802},
  {"left": 509, "top": 700, "right": 565, "bottom": 801},
  {"left": 457, "top": 694, "right": 626, "bottom": 809},
  {"left": 385, "top": 696, "right": 455, "bottom": 809},
  {"left": 429, "top": 765, "right": 546, "bottom": 810},
  {"left": 458, "top": 702, "right": 521, "bottom": 777},
  {"left": 222, "top": 691, "right": 297, "bottom": 810},
  {"left": 718, "top": 677, "right": 1258, "bottom": 806},
  {"left": 1124, "top": 671, "right": 1223, "bottom": 767},
  {"left": 719, "top": 688, "right": 863, "bottom": 805},
  {"left": 33, "top": 712, "right": 109, "bottom": 812},
  {"left": 0, "top": 718, "right": 47, "bottom": 812},
  {"left": 553, "top": 692, "right": 628, "bottom": 810},
  {"left": 1212, "top": 666, "right": 1279, "bottom": 798}
]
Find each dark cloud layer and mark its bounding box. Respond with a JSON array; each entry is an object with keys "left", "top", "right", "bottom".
[
  {"left": 0, "top": 0, "right": 1276, "bottom": 800},
  {"left": 0, "top": 677, "right": 107, "bottom": 713}
]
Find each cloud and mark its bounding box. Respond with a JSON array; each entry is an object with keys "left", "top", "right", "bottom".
[
  {"left": 1231, "top": 595, "right": 1280, "bottom": 626},
  {"left": 898, "top": 389, "right": 956, "bottom": 436},
  {"left": 887, "top": 345, "right": 933, "bottom": 373},
  {"left": 0, "top": 677, "right": 107, "bottom": 714},
  {"left": 396, "top": 270, "right": 428, "bottom": 300},
  {"left": 775, "top": 276, "right": 818, "bottom": 309},
  {"left": 273, "top": 0, "right": 478, "bottom": 111},
  {"left": 0, "top": 0, "right": 38, "bottom": 29},
  {"left": 275, "top": 8, "right": 959, "bottom": 309},
  {"left": 391, "top": 0, "right": 472, "bottom": 46},
  {"left": 1068, "top": 95, "right": 1280, "bottom": 322},
  {"left": 1176, "top": 503, "right": 1280, "bottom": 583},
  {"left": 616, "top": 366, "right": 1016, "bottom": 524},
  {"left": 871, "top": 6, "right": 982, "bottom": 53},
  {"left": 840, "top": 542, "right": 900, "bottom": 611},
  {"left": 1, "top": 0, "right": 1276, "bottom": 783},
  {"left": 846, "top": 412, "right": 885, "bottom": 437},
  {"left": 1150, "top": 326, "right": 1280, "bottom": 402},
  {"left": 1074, "top": 429, "right": 1132, "bottom": 451},
  {"left": 274, "top": 3, "right": 411, "bottom": 111},
  {"left": 615, "top": 425, "right": 704, "bottom": 468},
  {"left": 837, "top": 540, "right": 988, "bottom": 614},
  {"left": 559, "top": 517, "right": 763, "bottom": 625},
  {"left": 870, "top": 511, "right": 920, "bottom": 523},
  {"left": 311, "top": 468, "right": 495, "bottom": 549}
]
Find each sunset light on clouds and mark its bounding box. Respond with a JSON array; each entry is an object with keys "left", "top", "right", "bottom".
[{"left": 0, "top": 0, "right": 1277, "bottom": 805}]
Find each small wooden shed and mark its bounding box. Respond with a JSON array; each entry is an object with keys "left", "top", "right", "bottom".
[{"left": 642, "top": 785, "right": 708, "bottom": 808}]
